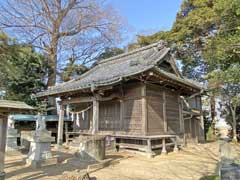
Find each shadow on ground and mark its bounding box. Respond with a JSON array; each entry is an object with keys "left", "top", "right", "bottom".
[{"left": 5, "top": 150, "right": 124, "bottom": 180}]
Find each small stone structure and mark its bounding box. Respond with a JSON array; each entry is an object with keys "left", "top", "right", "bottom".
[
  {"left": 215, "top": 119, "right": 231, "bottom": 140},
  {"left": 6, "top": 116, "right": 20, "bottom": 152},
  {"left": 20, "top": 131, "right": 32, "bottom": 151},
  {"left": 219, "top": 140, "right": 240, "bottom": 180},
  {"left": 26, "top": 115, "right": 57, "bottom": 168},
  {"left": 77, "top": 135, "right": 106, "bottom": 162},
  {"left": 216, "top": 120, "right": 240, "bottom": 180}
]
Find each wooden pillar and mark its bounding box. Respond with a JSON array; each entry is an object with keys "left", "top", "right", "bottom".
[
  {"left": 179, "top": 96, "right": 186, "bottom": 146},
  {"left": 189, "top": 117, "right": 192, "bottom": 142},
  {"left": 179, "top": 96, "right": 184, "bottom": 133},
  {"left": 0, "top": 115, "right": 8, "bottom": 180},
  {"left": 161, "top": 138, "right": 167, "bottom": 155},
  {"left": 92, "top": 98, "right": 99, "bottom": 134},
  {"left": 163, "top": 90, "right": 167, "bottom": 133},
  {"left": 120, "top": 99, "right": 124, "bottom": 131},
  {"left": 57, "top": 103, "right": 64, "bottom": 147},
  {"left": 141, "top": 84, "right": 147, "bottom": 135},
  {"left": 146, "top": 139, "right": 155, "bottom": 158}
]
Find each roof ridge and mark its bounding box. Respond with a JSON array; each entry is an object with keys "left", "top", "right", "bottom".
[
  {"left": 72, "top": 40, "right": 166, "bottom": 82},
  {"left": 98, "top": 40, "right": 165, "bottom": 65}
]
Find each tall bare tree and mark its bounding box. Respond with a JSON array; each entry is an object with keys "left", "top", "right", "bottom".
[{"left": 0, "top": 0, "right": 126, "bottom": 87}]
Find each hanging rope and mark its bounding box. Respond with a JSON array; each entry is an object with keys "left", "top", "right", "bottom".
[{"left": 67, "top": 105, "right": 93, "bottom": 124}]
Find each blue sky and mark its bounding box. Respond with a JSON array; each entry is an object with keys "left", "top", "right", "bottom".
[{"left": 108, "top": 0, "right": 182, "bottom": 45}]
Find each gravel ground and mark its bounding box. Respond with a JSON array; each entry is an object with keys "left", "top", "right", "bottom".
[{"left": 4, "top": 142, "right": 219, "bottom": 180}]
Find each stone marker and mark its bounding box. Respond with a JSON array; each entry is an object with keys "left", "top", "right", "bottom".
[{"left": 26, "top": 115, "right": 58, "bottom": 168}]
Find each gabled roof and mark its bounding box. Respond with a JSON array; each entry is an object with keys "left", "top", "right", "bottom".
[
  {"left": 36, "top": 41, "right": 202, "bottom": 98},
  {"left": 0, "top": 100, "right": 35, "bottom": 111}
]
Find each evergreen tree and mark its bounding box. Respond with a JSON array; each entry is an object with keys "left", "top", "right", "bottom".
[{"left": 0, "top": 31, "right": 47, "bottom": 106}]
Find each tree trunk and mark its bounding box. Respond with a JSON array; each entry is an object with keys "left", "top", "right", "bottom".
[
  {"left": 47, "top": 40, "right": 58, "bottom": 87},
  {"left": 210, "top": 95, "right": 216, "bottom": 136},
  {"left": 210, "top": 96, "right": 216, "bottom": 122},
  {"left": 230, "top": 104, "right": 237, "bottom": 141},
  {"left": 232, "top": 111, "right": 237, "bottom": 141},
  {"left": 46, "top": 37, "right": 58, "bottom": 114}
]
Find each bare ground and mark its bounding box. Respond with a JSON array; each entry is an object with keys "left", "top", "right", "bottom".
[{"left": 5, "top": 142, "right": 219, "bottom": 180}]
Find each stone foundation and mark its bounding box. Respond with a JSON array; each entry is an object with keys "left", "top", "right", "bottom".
[{"left": 26, "top": 156, "right": 59, "bottom": 168}]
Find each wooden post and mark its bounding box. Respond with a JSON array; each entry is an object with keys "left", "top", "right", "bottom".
[
  {"left": 57, "top": 103, "right": 64, "bottom": 147},
  {"left": 120, "top": 99, "right": 124, "bottom": 131},
  {"left": 147, "top": 139, "right": 155, "bottom": 158},
  {"left": 141, "top": 84, "right": 147, "bottom": 135},
  {"left": 0, "top": 115, "right": 8, "bottom": 180},
  {"left": 179, "top": 96, "right": 184, "bottom": 133},
  {"left": 163, "top": 90, "right": 167, "bottom": 133},
  {"left": 161, "top": 138, "right": 167, "bottom": 155},
  {"left": 189, "top": 117, "right": 192, "bottom": 142},
  {"left": 179, "top": 96, "right": 186, "bottom": 146},
  {"left": 64, "top": 122, "right": 68, "bottom": 145},
  {"left": 195, "top": 119, "right": 198, "bottom": 143},
  {"left": 92, "top": 98, "right": 99, "bottom": 134}
]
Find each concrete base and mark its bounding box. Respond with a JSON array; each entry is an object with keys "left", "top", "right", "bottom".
[
  {"left": 26, "top": 156, "right": 59, "bottom": 168},
  {"left": 78, "top": 135, "right": 106, "bottom": 162},
  {"left": 28, "top": 141, "right": 53, "bottom": 160},
  {"left": 0, "top": 172, "right": 5, "bottom": 180}
]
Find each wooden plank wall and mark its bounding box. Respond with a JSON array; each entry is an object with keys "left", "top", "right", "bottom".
[
  {"left": 98, "top": 83, "right": 143, "bottom": 134},
  {"left": 146, "top": 84, "right": 181, "bottom": 135},
  {"left": 122, "top": 98, "right": 142, "bottom": 133},
  {"left": 99, "top": 101, "right": 120, "bottom": 131},
  {"left": 146, "top": 84, "right": 165, "bottom": 134},
  {"left": 165, "top": 91, "right": 180, "bottom": 133},
  {"left": 188, "top": 96, "right": 201, "bottom": 110}
]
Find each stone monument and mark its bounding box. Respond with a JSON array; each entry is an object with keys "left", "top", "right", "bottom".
[
  {"left": 26, "top": 114, "right": 57, "bottom": 168},
  {"left": 214, "top": 99, "right": 239, "bottom": 179},
  {"left": 6, "top": 116, "right": 20, "bottom": 152},
  {"left": 77, "top": 135, "right": 106, "bottom": 162}
]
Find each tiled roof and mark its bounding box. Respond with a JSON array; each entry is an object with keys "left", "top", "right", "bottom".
[{"left": 36, "top": 41, "right": 201, "bottom": 97}]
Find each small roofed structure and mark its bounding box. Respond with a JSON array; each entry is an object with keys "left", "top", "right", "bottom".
[
  {"left": 36, "top": 41, "right": 205, "bottom": 157},
  {"left": 0, "top": 100, "right": 34, "bottom": 112},
  {"left": 0, "top": 100, "right": 34, "bottom": 180}
]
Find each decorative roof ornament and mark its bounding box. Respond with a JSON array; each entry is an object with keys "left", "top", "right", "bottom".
[{"left": 157, "top": 40, "right": 165, "bottom": 50}]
